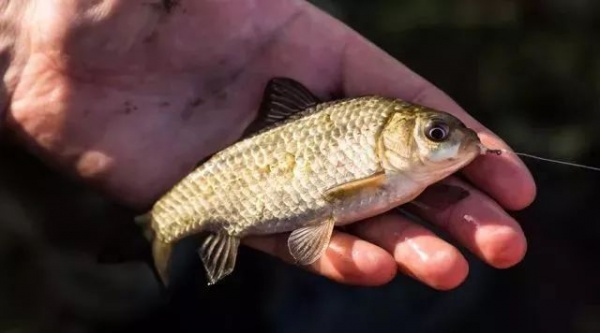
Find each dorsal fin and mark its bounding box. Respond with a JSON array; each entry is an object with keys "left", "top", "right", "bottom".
[
  {"left": 195, "top": 78, "right": 322, "bottom": 168},
  {"left": 241, "top": 77, "right": 322, "bottom": 138}
]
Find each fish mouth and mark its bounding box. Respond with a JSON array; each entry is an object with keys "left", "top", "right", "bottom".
[
  {"left": 460, "top": 128, "right": 482, "bottom": 154},
  {"left": 463, "top": 129, "right": 502, "bottom": 156}
]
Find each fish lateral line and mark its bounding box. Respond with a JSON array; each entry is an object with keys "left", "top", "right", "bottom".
[{"left": 478, "top": 144, "right": 600, "bottom": 172}]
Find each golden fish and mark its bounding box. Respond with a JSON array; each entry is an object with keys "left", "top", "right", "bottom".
[{"left": 136, "top": 77, "right": 485, "bottom": 286}]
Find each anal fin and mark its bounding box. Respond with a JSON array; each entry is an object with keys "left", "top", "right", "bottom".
[
  {"left": 198, "top": 233, "right": 241, "bottom": 285},
  {"left": 288, "top": 217, "right": 335, "bottom": 265}
]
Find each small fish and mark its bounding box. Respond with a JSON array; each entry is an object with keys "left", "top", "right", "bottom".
[{"left": 136, "top": 77, "right": 487, "bottom": 286}]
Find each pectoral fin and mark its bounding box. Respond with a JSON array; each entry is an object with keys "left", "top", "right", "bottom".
[
  {"left": 198, "top": 233, "right": 241, "bottom": 285},
  {"left": 324, "top": 172, "right": 387, "bottom": 203},
  {"left": 288, "top": 217, "right": 335, "bottom": 265}
]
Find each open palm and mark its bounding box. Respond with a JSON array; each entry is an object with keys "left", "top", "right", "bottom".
[{"left": 4, "top": 0, "right": 535, "bottom": 289}]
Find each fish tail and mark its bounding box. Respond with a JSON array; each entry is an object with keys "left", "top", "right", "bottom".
[
  {"left": 135, "top": 212, "right": 173, "bottom": 286},
  {"left": 152, "top": 237, "right": 173, "bottom": 286},
  {"left": 134, "top": 212, "right": 153, "bottom": 241}
]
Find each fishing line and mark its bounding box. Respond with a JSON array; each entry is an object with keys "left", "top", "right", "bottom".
[
  {"left": 512, "top": 152, "right": 600, "bottom": 172},
  {"left": 483, "top": 146, "right": 600, "bottom": 172}
]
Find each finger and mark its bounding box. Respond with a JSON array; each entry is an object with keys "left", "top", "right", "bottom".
[
  {"left": 409, "top": 176, "right": 528, "bottom": 269},
  {"left": 242, "top": 230, "right": 397, "bottom": 286},
  {"left": 349, "top": 214, "right": 469, "bottom": 291},
  {"left": 462, "top": 131, "right": 536, "bottom": 211},
  {"left": 332, "top": 17, "right": 536, "bottom": 210}
]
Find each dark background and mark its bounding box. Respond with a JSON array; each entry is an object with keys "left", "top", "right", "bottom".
[{"left": 1, "top": 1, "right": 599, "bottom": 332}]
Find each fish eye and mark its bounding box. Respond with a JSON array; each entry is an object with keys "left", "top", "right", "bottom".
[{"left": 425, "top": 121, "right": 450, "bottom": 142}]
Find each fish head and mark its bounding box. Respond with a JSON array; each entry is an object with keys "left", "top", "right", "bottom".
[
  {"left": 412, "top": 109, "right": 482, "bottom": 165},
  {"left": 380, "top": 107, "right": 482, "bottom": 182}
]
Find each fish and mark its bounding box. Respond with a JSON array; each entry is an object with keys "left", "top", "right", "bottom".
[{"left": 135, "top": 77, "right": 486, "bottom": 286}]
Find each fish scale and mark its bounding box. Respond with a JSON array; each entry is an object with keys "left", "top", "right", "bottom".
[
  {"left": 152, "top": 96, "right": 392, "bottom": 244},
  {"left": 138, "top": 77, "right": 484, "bottom": 286}
]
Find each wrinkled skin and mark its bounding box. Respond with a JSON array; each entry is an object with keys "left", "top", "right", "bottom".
[{"left": 2, "top": 0, "right": 536, "bottom": 290}]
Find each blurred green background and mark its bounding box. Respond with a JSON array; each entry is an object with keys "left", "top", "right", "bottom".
[{"left": 2, "top": 1, "right": 600, "bottom": 332}]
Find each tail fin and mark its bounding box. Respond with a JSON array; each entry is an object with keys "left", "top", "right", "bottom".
[
  {"left": 152, "top": 237, "right": 173, "bottom": 286},
  {"left": 135, "top": 212, "right": 173, "bottom": 286}
]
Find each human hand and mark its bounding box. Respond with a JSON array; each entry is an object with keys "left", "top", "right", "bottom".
[{"left": 3, "top": 0, "right": 535, "bottom": 290}]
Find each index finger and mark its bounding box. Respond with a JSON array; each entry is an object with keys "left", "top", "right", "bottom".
[{"left": 335, "top": 26, "right": 536, "bottom": 210}]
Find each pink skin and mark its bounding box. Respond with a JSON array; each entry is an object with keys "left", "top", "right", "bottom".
[{"left": 2, "top": 0, "right": 536, "bottom": 289}]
